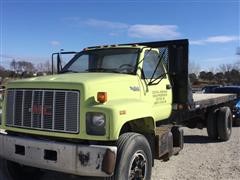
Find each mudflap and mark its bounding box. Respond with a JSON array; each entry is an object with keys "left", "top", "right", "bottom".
[
  {"left": 154, "top": 126, "right": 173, "bottom": 161},
  {"left": 171, "top": 126, "right": 184, "bottom": 155}
]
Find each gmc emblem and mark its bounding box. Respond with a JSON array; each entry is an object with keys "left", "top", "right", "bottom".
[{"left": 30, "top": 105, "right": 52, "bottom": 116}]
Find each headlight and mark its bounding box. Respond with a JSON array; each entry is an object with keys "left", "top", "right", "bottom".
[{"left": 86, "top": 112, "right": 106, "bottom": 135}]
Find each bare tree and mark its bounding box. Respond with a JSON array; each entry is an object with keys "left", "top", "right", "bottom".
[
  {"left": 44, "top": 60, "right": 51, "bottom": 73},
  {"left": 36, "top": 60, "right": 52, "bottom": 73},
  {"left": 10, "top": 59, "right": 17, "bottom": 71},
  {"left": 233, "top": 61, "right": 240, "bottom": 71},
  {"left": 189, "top": 61, "right": 201, "bottom": 75},
  {"left": 9, "top": 60, "right": 35, "bottom": 73},
  {"left": 208, "top": 67, "right": 216, "bottom": 74},
  {"left": 17, "top": 61, "right": 35, "bottom": 72},
  {"left": 36, "top": 63, "right": 44, "bottom": 72},
  {"left": 218, "top": 64, "right": 233, "bottom": 73}
]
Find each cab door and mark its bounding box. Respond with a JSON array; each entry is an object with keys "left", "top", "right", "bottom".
[{"left": 140, "top": 48, "right": 172, "bottom": 120}]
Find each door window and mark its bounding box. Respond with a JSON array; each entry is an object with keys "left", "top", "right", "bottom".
[{"left": 142, "top": 50, "right": 165, "bottom": 79}]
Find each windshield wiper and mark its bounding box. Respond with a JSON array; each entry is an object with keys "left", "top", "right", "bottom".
[
  {"left": 148, "top": 73, "right": 168, "bottom": 85},
  {"left": 86, "top": 68, "right": 120, "bottom": 73},
  {"left": 60, "top": 69, "right": 79, "bottom": 73}
]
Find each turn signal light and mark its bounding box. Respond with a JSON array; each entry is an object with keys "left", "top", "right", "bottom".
[{"left": 97, "top": 92, "right": 107, "bottom": 103}]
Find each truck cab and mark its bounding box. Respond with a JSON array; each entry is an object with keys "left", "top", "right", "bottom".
[{"left": 0, "top": 40, "right": 189, "bottom": 180}]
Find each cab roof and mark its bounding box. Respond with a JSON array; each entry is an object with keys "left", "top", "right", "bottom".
[{"left": 84, "top": 44, "right": 148, "bottom": 51}]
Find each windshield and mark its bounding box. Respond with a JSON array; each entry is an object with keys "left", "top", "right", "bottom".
[{"left": 62, "top": 48, "right": 139, "bottom": 74}]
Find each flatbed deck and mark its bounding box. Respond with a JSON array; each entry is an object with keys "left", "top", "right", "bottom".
[{"left": 192, "top": 93, "right": 236, "bottom": 109}]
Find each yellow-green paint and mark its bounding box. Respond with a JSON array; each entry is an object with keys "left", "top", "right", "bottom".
[{"left": 1, "top": 46, "right": 172, "bottom": 141}]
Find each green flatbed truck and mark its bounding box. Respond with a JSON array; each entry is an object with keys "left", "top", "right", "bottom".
[{"left": 0, "top": 39, "right": 236, "bottom": 180}]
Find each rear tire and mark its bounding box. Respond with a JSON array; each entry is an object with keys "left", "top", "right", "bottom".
[
  {"left": 217, "top": 107, "right": 232, "bottom": 141},
  {"left": 0, "top": 158, "right": 42, "bottom": 180},
  {"left": 112, "top": 133, "right": 152, "bottom": 180},
  {"left": 207, "top": 109, "right": 218, "bottom": 139}
]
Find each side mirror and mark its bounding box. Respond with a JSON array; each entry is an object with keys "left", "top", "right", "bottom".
[
  {"left": 51, "top": 53, "right": 61, "bottom": 74},
  {"left": 51, "top": 51, "right": 76, "bottom": 74},
  {"left": 57, "top": 53, "right": 62, "bottom": 73}
]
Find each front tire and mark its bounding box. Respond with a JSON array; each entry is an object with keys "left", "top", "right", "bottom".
[
  {"left": 113, "top": 133, "right": 152, "bottom": 180},
  {"left": 0, "top": 158, "right": 42, "bottom": 180}
]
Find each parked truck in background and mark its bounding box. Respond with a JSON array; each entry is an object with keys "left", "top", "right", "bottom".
[{"left": 0, "top": 39, "right": 236, "bottom": 180}]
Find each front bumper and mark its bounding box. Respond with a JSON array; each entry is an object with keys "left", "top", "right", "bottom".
[{"left": 0, "top": 133, "right": 117, "bottom": 177}]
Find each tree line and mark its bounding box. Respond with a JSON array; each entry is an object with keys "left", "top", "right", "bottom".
[
  {"left": 189, "top": 61, "right": 240, "bottom": 85},
  {"left": 0, "top": 58, "right": 240, "bottom": 86},
  {"left": 0, "top": 59, "right": 52, "bottom": 81}
]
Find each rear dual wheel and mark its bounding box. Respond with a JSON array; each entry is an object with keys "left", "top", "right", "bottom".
[
  {"left": 217, "top": 107, "right": 232, "bottom": 141},
  {"left": 207, "top": 107, "right": 232, "bottom": 141},
  {"left": 207, "top": 109, "right": 218, "bottom": 139}
]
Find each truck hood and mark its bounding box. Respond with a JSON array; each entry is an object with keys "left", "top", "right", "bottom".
[
  {"left": 8, "top": 73, "right": 136, "bottom": 85},
  {"left": 7, "top": 72, "right": 141, "bottom": 101}
]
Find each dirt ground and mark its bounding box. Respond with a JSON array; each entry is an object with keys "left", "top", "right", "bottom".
[
  {"left": 1, "top": 127, "right": 240, "bottom": 180},
  {"left": 151, "top": 127, "right": 240, "bottom": 180}
]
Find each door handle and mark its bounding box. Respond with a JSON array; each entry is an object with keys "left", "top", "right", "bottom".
[{"left": 166, "top": 84, "right": 172, "bottom": 89}]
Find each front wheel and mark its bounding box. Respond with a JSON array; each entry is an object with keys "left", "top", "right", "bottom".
[{"left": 112, "top": 133, "right": 152, "bottom": 180}]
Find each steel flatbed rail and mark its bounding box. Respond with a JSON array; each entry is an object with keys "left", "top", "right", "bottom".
[{"left": 192, "top": 93, "right": 236, "bottom": 109}]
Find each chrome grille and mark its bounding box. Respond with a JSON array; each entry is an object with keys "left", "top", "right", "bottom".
[{"left": 6, "top": 89, "right": 79, "bottom": 133}]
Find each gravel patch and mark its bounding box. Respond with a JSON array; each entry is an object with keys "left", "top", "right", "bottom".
[
  {"left": 152, "top": 127, "right": 240, "bottom": 180},
  {"left": 1, "top": 127, "right": 239, "bottom": 180}
]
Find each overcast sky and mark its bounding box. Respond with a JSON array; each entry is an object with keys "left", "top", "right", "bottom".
[{"left": 0, "top": 0, "right": 239, "bottom": 70}]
